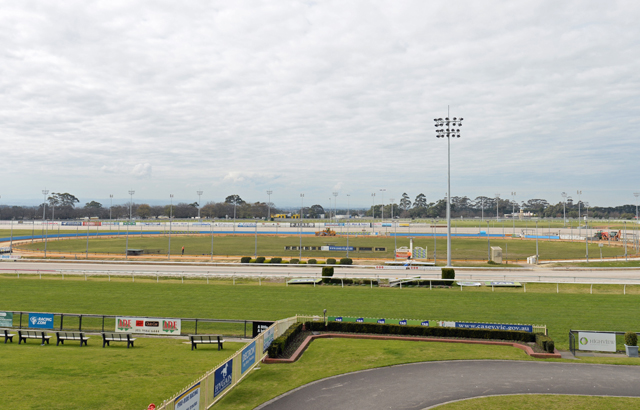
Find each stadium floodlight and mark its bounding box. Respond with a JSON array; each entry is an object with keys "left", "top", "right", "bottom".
[{"left": 434, "top": 107, "right": 463, "bottom": 267}]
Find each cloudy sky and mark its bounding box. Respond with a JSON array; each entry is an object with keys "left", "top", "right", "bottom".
[{"left": 1, "top": 1, "right": 639, "bottom": 209}]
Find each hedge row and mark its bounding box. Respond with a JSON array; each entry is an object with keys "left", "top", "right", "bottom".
[
  {"left": 305, "top": 321, "right": 538, "bottom": 343},
  {"left": 267, "top": 322, "right": 304, "bottom": 358},
  {"left": 535, "top": 333, "right": 555, "bottom": 353},
  {"left": 240, "top": 257, "right": 352, "bottom": 265}
]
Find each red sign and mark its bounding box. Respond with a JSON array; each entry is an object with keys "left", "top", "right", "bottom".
[
  {"left": 136, "top": 320, "right": 144, "bottom": 327},
  {"left": 147, "top": 404, "right": 156, "bottom": 410}
]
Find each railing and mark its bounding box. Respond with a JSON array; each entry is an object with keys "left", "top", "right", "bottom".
[{"left": 156, "top": 315, "right": 303, "bottom": 410}]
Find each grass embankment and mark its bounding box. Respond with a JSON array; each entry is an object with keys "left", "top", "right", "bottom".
[
  {"left": 1, "top": 336, "right": 242, "bottom": 410},
  {"left": 16, "top": 234, "right": 633, "bottom": 261},
  {"left": 2, "top": 277, "right": 640, "bottom": 349},
  {"left": 436, "top": 395, "right": 640, "bottom": 409}
]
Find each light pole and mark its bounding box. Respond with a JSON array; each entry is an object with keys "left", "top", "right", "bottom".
[
  {"left": 561, "top": 192, "right": 567, "bottom": 227},
  {"left": 299, "top": 194, "right": 304, "bottom": 260},
  {"left": 197, "top": 190, "right": 203, "bottom": 221},
  {"left": 233, "top": 199, "right": 237, "bottom": 235},
  {"left": 495, "top": 193, "right": 500, "bottom": 221},
  {"left": 435, "top": 109, "right": 463, "bottom": 267},
  {"left": 169, "top": 194, "right": 173, "bottom": 259},
  {"left": 585, "top": 201, "right": 589, "bottom": 262},
  {"left": 128, "top": 190, "right": 135, "bottom": 221},
  {"left": 42, "top": 189, "right": 49, "bottom": 258},
  {"left": 371, "top": 193, "right": 376, "bottom": 235},
  {"left": 577, "top": 190, "right": 582, "bottom": 223},
  {"left": 535, "top": 221, "right": 539, "bottom": 264},
  {"left": 390, "top": 198, "right": 395, "bottom": 220},
  {"left": 266, "top": 190, "right": 273, "bottom": 220},
  {"left": 380, "top": 189, "right": 386, "bottom": 222},
  {"left": 346, "top": 194, "right": 350, "bottom": 258},
  {"left": 481, "top": 197, "right": 484, "bottom": 223},
  {"left": 109, "top": 194, "right": 113, "bottom": 222},
  {"left": 333, "top": 192, "right": 338, "bottom": 223},
  {"left": 511, "top": 192, "right": 516, "bottom": 235},
  {"left": 634, "top": 192, "right": 639, "bottom": 224}
]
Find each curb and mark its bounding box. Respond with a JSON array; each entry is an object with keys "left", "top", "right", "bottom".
[{"left": 263, "top": 333, "right": 561, "bottom": 364}]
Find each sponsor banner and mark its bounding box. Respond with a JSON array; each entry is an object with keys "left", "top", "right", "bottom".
[
  {"left": 172, "top": 222, "right": 189, "bottom": 226},
  {"left": 241, "top": 341, "right": 256, "bottom": 374},
  {"left": 486, "top": 281, "right": 522, "bottom": 287},
  {"left": 457, "top": 282, "right": 483, "bottom": 287},
  {"left": 174, "top": 382, "right": 200, "bottom": 410},
  {"left": 381, "top": 223, "right": 392, "bottom": 227},
  {"left": 115, "top": 317, "right": 181, "bottom": 334},
  {"left": 237, "top": 223, "right": 256, "bottom": 227},
  {"left": 399, "top": 223, "right": 410, "bottom": 227},
  {"left": 82, "top": 221, "right": 102, "bottom": 226},
  {"left": 29, "top": 313, "right": 54, "bottom": 329},
  {"left": 62, "top": 221, "right": 82, "bottom": 226},
  {"left": 578, "top": 332, "right": 616, "bottom": 352},
  {"left": 140, "top": 222, "right": 161, "bottom": 226},
  {"left": 0, "top": 255, "right": 21, "bottom": 259},
  {"left": 215, "top": 223, "right": 234, "bottom": 227},
  {"left": 455, "top": 322, "right": 533, "bottom": 332},
  {"left": 343, "top": 222, "right": 371, "bottom": 227},
  {"left": 287, "top": 278, "right": 322, "bottom": 285},
  {"left": 214, "top": 359, "right": 233, "bottom": 397},
  {"left": 328, "top": 246, "right": 354, "bottom": 251},
  {"left": 290, "top": 223, "right": 315, "bottom": 228},
  {"left": 101, "top": 222, "right": 119, "bottom": 225},
  {"left": 330, "top": 316, "right": 429, "bottom": 327},
  {"left": 252, "top": 321, "right": 274, "bottom": 338},
  {"left": 263, "top": 327, "right": 275, "bottom": 353},
  {"left": 0, "top": 312, "right": 13, "bottom": 327},
  {"left": 123, "top": 222, "right": 136, "bottom": 226},
  {"left": 438, "top": 321, "right": 456, "bottom": 328}
]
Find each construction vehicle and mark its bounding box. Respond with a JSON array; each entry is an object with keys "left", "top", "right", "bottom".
[
  {"left": 595, "top": 230, "right": 621, "bottom": 241},
  {"left": 315, "top": 228, "right": 336, "bottom": 236}
]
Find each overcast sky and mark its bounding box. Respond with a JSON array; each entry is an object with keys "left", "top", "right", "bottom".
[{"left": 2, "top": 1, "right": 639, "bottom": 209}]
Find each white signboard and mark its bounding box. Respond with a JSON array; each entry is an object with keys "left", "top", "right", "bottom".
[
  {"left": 578, "top": 332, "right": 616, "bottom": 352},
  {"left": 116, "top": 317, "right": 181, "bottom": 335}
]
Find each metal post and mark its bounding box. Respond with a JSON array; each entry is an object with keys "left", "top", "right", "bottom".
[
  {"left": 347, "top": 194, "right": 350, "bottom": 258},
  {"left": 197, "top": 190, "right": 203, "bottom": 221},
  {"left": 299, "top": 193, "right": 304, "bottom": 260},
  {"left": 109, "top": 194, "right": 113, "bottom": 221},
  {"left": 267, "top": 190, "right": 273, "bottom": 220},
  {"left": 128, "top": 190, "right": 135, "bottom": 221},
  {"left": 86, "top": 223, "right": 89, "bottom": 259},
  {"left": 169, "top": 194, "right": 173, "bottom": 260},
  {"left": 535, "top": 221, "right": 539, "bottom": 264}
]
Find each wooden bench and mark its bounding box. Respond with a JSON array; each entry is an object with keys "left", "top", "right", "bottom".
[
  {"left": 1, "top": 328, "right": 16, "bottom": 343},
  {"left": 189, "top": 334, "right": 225, "bottom": 350},
  {"left": 18, "top": 330, "right": 52, "bottom": 345},
  {"left": 56, "top": 331, "right": 89, "bottom": 346},
  {"left": 101, "top": 332, "right": 136, "bottom": 348}
]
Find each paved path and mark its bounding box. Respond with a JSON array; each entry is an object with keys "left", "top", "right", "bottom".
[{"left": 257, "top": 360, "right": 640, "bottom": 410}]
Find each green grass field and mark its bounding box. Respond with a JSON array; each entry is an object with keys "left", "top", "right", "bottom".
[
  {"left": 435, "top": 395, "right": 640, "bottom": 409},
  {"left": 16, "top": 234, "right": 633, "bottom": 261}
]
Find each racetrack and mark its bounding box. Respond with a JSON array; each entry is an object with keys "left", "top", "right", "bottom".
[{"left": 256, "top": 360, "right": 640, "bottom": 410}]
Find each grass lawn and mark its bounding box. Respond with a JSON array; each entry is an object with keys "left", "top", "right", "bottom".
[
  {"left": 435, "top": 395, "right": 640, "bottom": 409},
  {"left": 2, "top": 277, "right": 640, "bottom": 350},
  {"left": 16, "top": 234, "right": 633, "bottom": 261},
  {"left": 216, "top": 338, "right": 640, "bottom": 410},
  {"left": 0, "top": 336, "right": 243, "bottom": 410}
]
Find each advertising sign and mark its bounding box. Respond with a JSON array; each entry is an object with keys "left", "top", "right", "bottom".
[
  {"left": 115, "top": 317, "right": 181, "bottom": 335},
  {"left": 174, "top": 382, "right": 200, "bottom": 410},
  {"left": 28, "top": 313, "right": 54, "bottom": 329},
  {"left": 214, "top": 359, "right": 233, "bottom": 397},
  {"left": 0, "top": 312, "right": 13, "bottom": 327},
  {"left": 578, "top": 332, "right": 616, "bottom": 352},
  {"left": 263, "top": 327, "right": 275, "bottom": 353},
  {"left": 241, "top": 341, "right": 256, "bottom": 374},
  {"left": 252, "top": 321, "right": 275, "bottom": 338},
  {"left": 82, "top": 221, "right": 102, "bottom": 226},
  {"left": 455, "top": 322, "right": 533, "bottom": 332},
  {"left": 290, "top": 223, "right": 315, "bottom": 227},
  {"left": 62, "top": 221, "right": 82, "bottom": 226},
  {"left": 327, "top": 246, "right": 354, "bottom": 251},
  {"left": 330, "top": 316, "right": 429, "bottom": 327}
]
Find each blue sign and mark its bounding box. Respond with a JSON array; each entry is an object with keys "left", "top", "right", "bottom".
[
  {"left": 241, "top": 341, "right": 256, "bottom": 374},
  {"left": 174, "top": 382, "right": 200, "bottom": 410},
  {"left": 421, "top": 321, "right": 429, "bottom": 326},
  {"left": 399, "top": 320, "right": 407, "bottom": 325},
  {"left": 62, "top": 221, "right": 82, "bottom": 226},
  {"left": 334, "top": 317, "right": 343, "bottom": 322},
  {"left": 356, "top": 318, "right": 364, "bottom": 323},
  {"left": 214, "top": 359, "right": 233, "bottom": 397},
  {"left": 263, "top": 328, "right": 275, "bottom": 353},
  {"left": 377, "top": 319, "right": 385, "bottom": 324},
  {"left": 328, "top": 246, "right": 355, "bottom": 251},
  {"left": 29, "top": 313, "right": 54, "bottom": 329},
  {"left": 455, "top": 322, "right": 533, "bottom": 332}
]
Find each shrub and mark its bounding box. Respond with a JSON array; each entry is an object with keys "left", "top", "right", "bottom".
[
  {"left": 327, "top": 258, "right": 337, "bottom": 265},
  {"left": 535, "top": 333, "right": 556, "bottom": 353},
  {"left": 546, "top": 340, "right": 555, "bottom": 353},
  {"left": 267, "top": 322, "right": 304, "bottom": 358},
  {"left": 307, "top": 259, "right": 317, "bottom": 264},
  {"left": 441, "top": 268, "right": 455, "bottom": 284},
  {"left": 240, "top": 256, "right": 251, "bottom": 264},
  {"left": 299, "top": 261, "right": 307, "bottom": 264},
  {"left": 290, "top": 258, "right": 299, "bottom": 264},
  {"left": 281, "top": 260, "right": 289, "bottom": 264},
  {"left": 322, "top": 267, "right": 334, "bottom": 283},
  {"left": 625, "top": 331, "right": 638, "bottom": 346},
  {"left": 270, "top": 257, "right": 282, "bottom": 264},
  {"left": 255, "top": 256, "right": 265, "bottom": 264},
  {"left": 339, "top": 258, "right": 353, "bottom": 265},
  {"left": 305, "top": 321, "right": 536, "bottom": 343},
  {"left": 487, "top": 260, "right": 497, "bottom": 265}
]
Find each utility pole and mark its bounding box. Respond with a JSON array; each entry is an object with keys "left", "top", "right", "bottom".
[
  {"left": 266, "top": 190, "right": 273, "bottom": 220},
  {"left": 197, "top": 190, "right": 203, "bottom": 221},
  {"left": 128, "top": 190, "right": 135, "bottom": 221}
]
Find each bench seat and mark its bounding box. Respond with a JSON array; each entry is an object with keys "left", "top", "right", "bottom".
[
  {"left": 189, "top": 334, "right": 225, "bottom": 350},
  {"left": 56, "top": 331, "right": 89, "bottom": 346},
  {"left": 101, "top": 332, "right": 136, "bottom": 348},
  {"left": 1, "top": 329, "right": 16, "bottom": 343},
  {"left": 18, "top": 330, "right": 52, "bottom": 345}
]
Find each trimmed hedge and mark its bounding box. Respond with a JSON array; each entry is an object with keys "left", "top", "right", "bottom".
[
  {"left": 270, "top": 257, "right": 282, "bottom": 264},
  {"left": 305, "top": 321, "right": 537, "bottom": 343},
  {"left": 322, "top": 267, "right": 334, "bottom": 283},
  {"left": 339, "top": 258, "right": 353, "bottom": 265},
  {"left": 255, "top": 256, "right": 265, "bottom": 264},
  {"left": 307, "top": 259, "right": 317, "bottom": 264},
  {"left": 240, "top": 256, "right": 251, "bottom": 263},
  {"left": 625, "top": 331, "right": 638, "bottom": 346},
  {"left": 267, "top": 322, "right": 304, "bottom": 358},
  {"left": 290, "top": 258, "right": 300, "bottom": 264},
  {"left": 327, "top": 258, "right": 337, "bottom": 265},
  {"left": 441, "top": 268, "right": 455, "bottom": 281},
  {"left": 535, "top": 333, "right": 556, "bottom": 353}
]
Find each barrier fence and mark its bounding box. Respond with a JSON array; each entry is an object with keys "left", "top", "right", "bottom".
[{"left": 156, "top": 315, "right": 304, "bottom": 410}]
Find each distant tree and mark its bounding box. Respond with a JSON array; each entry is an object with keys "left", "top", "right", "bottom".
[
  {"left": 225, "top": 195, "right": 245, "bottom": 205},
  {"left": 308, "top": 204, "right": 325, "bottom": 218},
  {"left": 399, "top": 193, "right": 411, "bottom": 210},
  {"left": 413, "top": 193, "right": 427, "bottom": 208},
  {"left": 137, "top": 204, "right": 151, "bottom": 219},
  {"left": 85, "top": 201, "right": 103, "bottom": 209}
]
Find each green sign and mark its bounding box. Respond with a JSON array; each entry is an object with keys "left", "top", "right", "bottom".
[
  {"left": 0, "top": 312, "right": 13, "bottom": 327},
  {"left": 328, "top": 316, "right": 429, "bottom": 326}
]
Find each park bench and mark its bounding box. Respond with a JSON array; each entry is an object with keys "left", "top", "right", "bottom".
[
  {"left": 56, "top": 331, "right": 89, "bottom": 346},
  {"left": 189, "top": 334, "right": 225, "bottom": 350},
  {"left": 18, "top": 330, "right": 52, "bottom": 345},
  {"left": 101, "top": 332, "right": 136, "bottom": 348},
  {"left": 1, "top": 328, "right": 16, "bottom": 343}
]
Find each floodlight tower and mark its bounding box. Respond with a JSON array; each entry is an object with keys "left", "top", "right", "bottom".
[
  {"left": 197, "top": 190, "right": 203, "bottom": 221},
  {"left": 380, "top": 188, "right": 386, "bottom": 222},
  {"left": 128, "top": 190, "right": 135, "bottom": 220},
  {"left": 333, "top": 192, "right": 338, "bottom": 223},
  {"left": 634, "top": 192, "right": 639, "bottom": 224},
  {"left": 434, "top": 107, "right": 463, "bottom": 267},
  {"left": 511, "top": 192, "right": 516, "bottom": 235},
  {"left": 266, "top": 190, "right": 273, "bottom": 220},
  {"left": 495, "top": 193, "right": 500, "bottom": 221},
  {"left": 561, "top": 192, "right": 567, "bottom": 227},
  {"left": 577, "top": 190, "right": 582, "bottom": 222}
]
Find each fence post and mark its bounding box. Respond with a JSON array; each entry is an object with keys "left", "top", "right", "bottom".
[
  {"left": 624, "top": 284, "right": 626, "bottom": 295},
  {"left": 341, "top": 279, "right": 344, "bottom": 288},
  {"left": 557, "top": 283, "right": 559, "bottom": 293},
  {"left": 524, "top": 283, "right": 526, "bottom": 293},
  {"left": 590, "top": 284, "right": 593, "bottom": 294}
]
